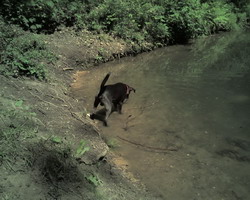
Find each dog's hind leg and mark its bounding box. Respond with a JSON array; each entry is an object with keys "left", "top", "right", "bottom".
[{"left": 101, "top": 96, "right": 112, "bottom": 126}]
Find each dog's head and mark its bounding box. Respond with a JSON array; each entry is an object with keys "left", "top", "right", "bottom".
[
  {"left": 126, "top": 85, "right": 136, "bottom": 94},
  {"left": 125, "top": 85, "right": 136, "bottom": 100}
]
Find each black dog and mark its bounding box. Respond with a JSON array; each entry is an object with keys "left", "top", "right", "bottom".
[{"left": 90, "top": 73, "right": 135, "bottom": 126}]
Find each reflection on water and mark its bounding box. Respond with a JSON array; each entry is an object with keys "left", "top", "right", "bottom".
[{"left": 72, "top": 31, "right": 250, "bottom": 200}]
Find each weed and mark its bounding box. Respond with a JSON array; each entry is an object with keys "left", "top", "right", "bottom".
[
  {"left": 75, "top": 139, "right": 90, "bottom": 158},
  {"left": 106, "top": 138, "right": 119, "bottom": 149},
  {"left": 86, "top": 174, "right": 103, "bottom": 187},
  {"left": 50, "top": 135, "right": 62, "bottom": 144}
]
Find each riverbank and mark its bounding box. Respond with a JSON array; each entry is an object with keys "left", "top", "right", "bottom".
[{"left": 0, "top": 28, "right": 161, "bottom": 199}]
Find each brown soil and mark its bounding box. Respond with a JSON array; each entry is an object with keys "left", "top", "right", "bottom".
[{"left": 0, "top": 28, "right": 158, "bottom": 200}]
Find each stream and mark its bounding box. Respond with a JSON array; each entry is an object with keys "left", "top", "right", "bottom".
[{"left": 72, "top": 31, "right": 250, "bottom": 200}]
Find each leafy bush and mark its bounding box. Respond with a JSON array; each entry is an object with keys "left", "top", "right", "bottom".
[
  {"left": 162, "top": 0, "right": 208, "bottom": 43},
  {"left": 0, "top": 19, "right": 56, "bottom": 80},
  {"left": 201, "top": 0, "right": 248, "bottom": 31},
  {"left": 1, "top": 0, "right": 248, "bottom": 48},
  {"left": 87, "top": 0, "right": 171, "bottom": 47},
  {"left": 0, "top": 17, "right": 24, "bottom": 52},
  {"left": 243, "top": 3, "right": 250, "bottom": 21},
  {"left": 208, "top": 1, "right": 238, "bottom": 31},
  {"left": 1, "top": 0, "right": 91, "bottom": 33},
  {"left": 86, "top": 0, "right": 248, "bottom": 45},
  {"left": 88, "top": 1, "right": 142, "bottom": 40},
  {"left": 0, "top": 33, "right": 56, "bottom": 80},
  {"left": 138, "top": 3, "right": 171, "bottom": 45}
]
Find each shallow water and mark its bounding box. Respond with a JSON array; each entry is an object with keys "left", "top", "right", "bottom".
[{"left": 72, "top": 31, "right": 250, "bottom": 200}]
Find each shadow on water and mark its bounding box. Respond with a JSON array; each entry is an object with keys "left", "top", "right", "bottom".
[{"left": 72, "top": 31, "right": 250, "bottom": 200}]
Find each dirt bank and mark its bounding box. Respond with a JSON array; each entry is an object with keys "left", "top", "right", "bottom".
[{"left": 0, "top": 28, "right": 158, "bottom": 199}]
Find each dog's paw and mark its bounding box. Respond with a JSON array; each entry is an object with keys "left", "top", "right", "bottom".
[
  {"left": 87, "top": 113, "right": 95, "bottom": 120},
  {"left": 103, "top": 120, "right": 108, "bottom": 127}
]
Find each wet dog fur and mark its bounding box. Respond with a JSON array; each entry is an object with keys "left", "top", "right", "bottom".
[{"left": 90, "top": 73, "right": 135, "bottom": 126}]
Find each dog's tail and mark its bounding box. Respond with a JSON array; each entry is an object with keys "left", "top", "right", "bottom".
[
  {"left": 94, "top": 73, "right": 111, "bottom": 108},
  {"left": 100, "top": 73, "right": 111, "bottom": 89}
]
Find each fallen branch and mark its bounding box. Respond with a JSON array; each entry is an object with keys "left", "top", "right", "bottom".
[
  {"left": 117, "top": 136, "right": 179, "bottom": 153},
  {"left": 63, "top": 67, "right": 74, "bottom": 71}
]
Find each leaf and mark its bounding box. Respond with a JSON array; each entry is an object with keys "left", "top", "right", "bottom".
[
  {"left": 15, "top": 100, "right": 23, "bottom": 107},
  {"left": 29, "top": 112, "right": 37, "bottom": 116},
  {"left": 86, "top": 175, "right": 102, "bottom": 186},
  {"left": 46, "top": 1, "right": 54, "bottom": 8},
  {"left": 75, "top": 140, "right": 90, "bottom": 157},
  {"left": 51, "top": 136, "right": 62, "bottom": 144}
]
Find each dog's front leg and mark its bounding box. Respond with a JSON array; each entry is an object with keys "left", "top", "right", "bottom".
[{"left": 117, "top": 103, "right": 123, "bottom": 114}]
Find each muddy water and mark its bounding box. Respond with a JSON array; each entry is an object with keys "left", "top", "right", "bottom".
[{"left": 72, "top": 31, "right": 250, "bottom": 200}]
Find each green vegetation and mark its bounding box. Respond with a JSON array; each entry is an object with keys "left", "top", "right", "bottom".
[
  {"left": 0, "top": 0, "right": 249, "bottom": 79},
  {"left": 86, "top": 174, "right": 103, "bottom": 187},
  {"left": 106, "top": 137, "right": 120, "bottom": 148},
  {"left": 1, "top": 0, "right": 249, "bottom": 41},
  {"left": 50, "top": 135, "right": 63, "bottom": 144},
  {"left": 75, "top": 139, "right": 90, "bottom": 158},
  {"left": 0, "top": 19, "right": 56, "bottom": 80},
  {"left": 0, "top": 98, "right": 38, "bottom": 166}
]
